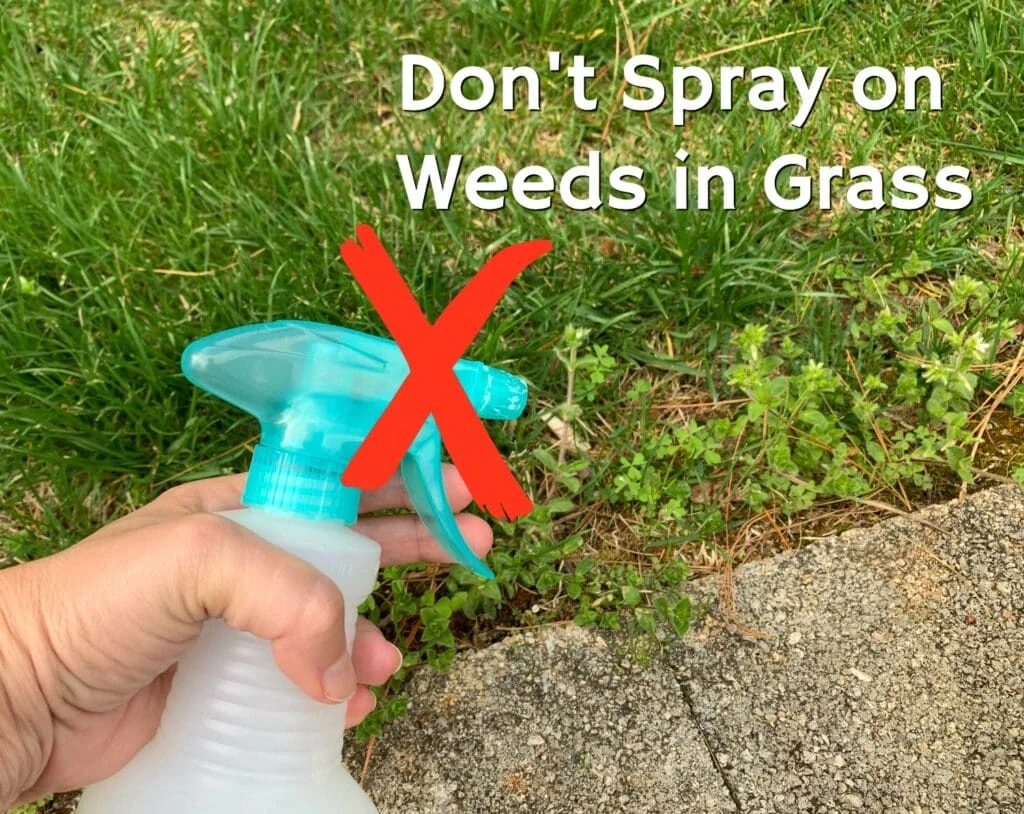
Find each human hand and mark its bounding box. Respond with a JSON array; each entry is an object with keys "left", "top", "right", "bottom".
[{"left": 0, "top": 467, "right": 491, "bottom": 808}]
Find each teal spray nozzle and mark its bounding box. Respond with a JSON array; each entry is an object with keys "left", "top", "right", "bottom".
[{"left": 181, "top": 320, "right": 527, "bottom": 578}]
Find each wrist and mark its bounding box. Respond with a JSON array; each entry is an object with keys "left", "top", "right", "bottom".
[{"left": 0, "top": 567, "right": 54, "bottom": 809}]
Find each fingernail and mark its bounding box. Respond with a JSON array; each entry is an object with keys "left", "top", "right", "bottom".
[
  {"left": 389, "top": 643, "right": 404, "bottom": 673},
  {"left": 323, "top": 656, "right": 357, "bottom": 703}
]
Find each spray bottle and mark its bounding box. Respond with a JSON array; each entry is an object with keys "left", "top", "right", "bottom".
[{"left": 76, "top": 319, "right": 527, "bottom": 813}]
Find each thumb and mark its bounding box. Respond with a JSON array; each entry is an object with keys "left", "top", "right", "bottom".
[{"left": 173, "top": 513, "right": 356, "bottom": 705}]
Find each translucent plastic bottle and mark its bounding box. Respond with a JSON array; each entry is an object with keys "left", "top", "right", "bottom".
[
  {"left": 76, "top": 320, "right": 527, "bottom": 813},
  {"left": 78, "top": 509, "right": 380, "bottom": 814}
]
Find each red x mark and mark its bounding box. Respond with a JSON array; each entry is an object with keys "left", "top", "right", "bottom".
[{"left": 338, "top": 225, "right": 550, "bottom": 521}]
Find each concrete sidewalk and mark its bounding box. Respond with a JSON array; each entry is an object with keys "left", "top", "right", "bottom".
[{"left": 350, "top": 486, "right": 1024, "bottom": 813}]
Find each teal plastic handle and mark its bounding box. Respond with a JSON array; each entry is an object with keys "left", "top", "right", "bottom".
[
  {"left": 181, "top": 320, "right": 526, "bottom": 578},
  {"left": 403, "top": 421, "right": 493, "bottom": 579}
]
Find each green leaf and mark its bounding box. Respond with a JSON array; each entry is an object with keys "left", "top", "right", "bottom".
[
  {"left": 533, "top": 448, "right": 559, "bottom": 470},
  {"left": 536, "top": 569, "right": 562, "bottom": 594},
  {"left": 669, "top": 598, "right": 692, "bottom": 636},
  {"left": 621, "top": 585, "right": 642, "bottom": 606},
  {"left": 574, "top": 607, "right": 598, "bottom": 625},
  {"left": 634, "top": 610, "right": 657, "bottom": 635},
  {"left": 561, "top": 475, "right": 582, "bottom": 493},
  {"left": 600, "top": 611, "right": 620, "bottom": 629},
  {"left": 545, "top": 496, "right": 575, "bottom": 514}
]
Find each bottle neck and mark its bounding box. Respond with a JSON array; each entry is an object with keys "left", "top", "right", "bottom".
[{"left": 243, "top": 445, "right": 360, "bottom": 523}]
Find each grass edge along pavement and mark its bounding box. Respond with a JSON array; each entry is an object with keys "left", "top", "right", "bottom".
[
  {"left": 344, "top": 484, "right": 1024, "bottom": 813},
  {"left": 1, "top": 0, "right": 1023, "bottom": 768}
]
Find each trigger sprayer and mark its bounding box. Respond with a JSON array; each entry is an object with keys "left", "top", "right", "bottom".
[{"left": 77, "top": 320, "right": 527, "bottom": 814}]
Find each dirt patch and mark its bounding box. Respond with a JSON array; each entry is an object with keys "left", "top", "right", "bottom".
[{"left": 973, "top": 408, "right": 1024, "bottom": 480}]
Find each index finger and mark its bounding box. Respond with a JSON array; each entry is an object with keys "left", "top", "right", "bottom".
[
  {"left": 90, "top": 474, "right": 248, "bottom": 540},
  {"left": 152, "top": 473, "right": 248, "bottom": 513},
  {"left": 95, "top": 464, "right": 474, "bottom": 540},
  {"left": 357, "top": 464, "right": 473, "bottom": 515},
  {"left": 148, "top": 465, "right": 473, "bottom": 516}
]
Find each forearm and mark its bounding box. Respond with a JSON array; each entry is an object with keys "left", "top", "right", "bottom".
[{"left": 0, "top": 568, "right": 53, "bottom": 810}]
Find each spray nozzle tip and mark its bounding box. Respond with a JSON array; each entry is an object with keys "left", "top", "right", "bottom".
[{"left": 477, "top": 368, "right": 528, "bottom": 420}]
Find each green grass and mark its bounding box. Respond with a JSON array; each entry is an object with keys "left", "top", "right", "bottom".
[{"left": 2, "top": 0, "right": 1024, "bottom": 738}]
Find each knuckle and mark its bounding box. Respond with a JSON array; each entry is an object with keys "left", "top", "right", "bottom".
[
  {"left": 415, "top": 518, "right": 438, "bottom": 558},
  {"left": 173, "top": 513, "right": 245, "bottom": 591},
  {"left": 171, "top": 513, "right": 243, "bottom": 620},
  {"left": 154, "top": 481, "right": 200, "bottom": 512},
  {"left": 300, "top": 577, "right": 346, "bottom": 635},
  {"left": 177, "top": 512, "right": 238, "bottom": 555}
]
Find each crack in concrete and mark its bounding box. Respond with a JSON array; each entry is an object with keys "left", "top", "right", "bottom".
[{"left": 679, "top": 675, "right": 744, "bottom": 813}]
